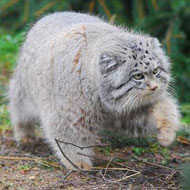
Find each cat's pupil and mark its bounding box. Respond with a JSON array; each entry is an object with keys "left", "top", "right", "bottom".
[{"left": 134, "top": 73, "right": 144, "bottom": 80}]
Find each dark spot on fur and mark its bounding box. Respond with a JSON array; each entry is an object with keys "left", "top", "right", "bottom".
[
  {"left": 145, "top": 62, "right": 150, "bottom": 65},
  {"left": 121, "top": 60, "right": 126, "bottom": 64},
  {"left": 145, "top": 50, "right": 149, "bottom": 54},
  {"left": 144, "top": 66, "right": 147, "bottom": 69},
  {"left": 140, "top": 62, "right": 143, "bottom": 64},
  {"left": 140, "top": 42, "right": 142, "bottom": 45},
  {"left": 129, "top": 56, "right": 131, "bottom": 59},
  {"left": 149, "top": 58, "right": 152, "bottom": 60},
  {"left": 133, "top": 55, "right": 136, "bottom": 60},
  {"left": 152, "top": 57, "right": 155, "bottom": 60},
  {"left": 138, "top": 48, "right": 141, "bottom": 51},
  {"left": 146, "top": 43, "right": 149, "bottom": 47},
  {"left": 135, "top": 63, "right": 138, "bottom": 67}
]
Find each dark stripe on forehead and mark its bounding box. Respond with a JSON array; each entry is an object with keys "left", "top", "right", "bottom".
[{"left": 129, "top": 69, "right": 140, "bottom": 76}]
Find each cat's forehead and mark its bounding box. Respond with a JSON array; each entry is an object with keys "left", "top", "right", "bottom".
[
  {"left": 131, "top": 50, "right": 160, "bottom": 71},
  {"left": 118, "top": 39, "right": 160, "bottom": 70}
]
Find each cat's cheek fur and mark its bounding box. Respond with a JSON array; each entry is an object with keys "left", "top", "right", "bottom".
[{"left": 152, "top": 95, "right": 180, "bottom": 146}]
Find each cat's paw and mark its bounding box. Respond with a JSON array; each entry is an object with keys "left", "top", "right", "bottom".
[
  {"left": 61, "top": 158, "right": 93, "bottom": 171},
  {"left": 16, "top": 136, "right": 38, "bottom": 150},
  {"left": 157, "top": 129, "right": 176, "bottom": 147},
  {"left": 76, "top": 161, "right": 92, "bottom": 170}
]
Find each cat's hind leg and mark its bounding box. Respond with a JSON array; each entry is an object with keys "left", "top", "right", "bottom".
[{"left": 9, "top": 80, "right": 39, "bottom": 145}]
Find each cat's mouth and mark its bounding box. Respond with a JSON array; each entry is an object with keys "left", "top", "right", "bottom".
[{"left": 135, "top": 87, "right": 158, "bottom": 96}]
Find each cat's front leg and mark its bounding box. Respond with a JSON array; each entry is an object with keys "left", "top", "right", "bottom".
[
  {"left": 152, "top": 96, "right": 180, "bottom": 146},
  {"left": 41, "top": 111, "right": 96, "bottom": 170}
]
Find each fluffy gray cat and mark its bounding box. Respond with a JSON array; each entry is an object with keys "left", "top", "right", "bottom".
[{"left": 9, "top": 12, "right": 180, "bottom": 170}]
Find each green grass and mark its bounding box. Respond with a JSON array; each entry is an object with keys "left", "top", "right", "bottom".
[
  {"left": 181, "top": 104, "right": 190, "bottom": 125},
  {"left": 0, "top": 30, "right": 23, "bottom": 106},
  {"left": 0, "top": 30, "right": 23, "bottom": 69},
  {"left": 0, "top": 104, "right": 11, "bottom": 131},
  {"left": 0, "top": 31, "right": 23, "bottom": 131},
  {"left": 181, "top": 164, "right": 190, "bottom": 190}
]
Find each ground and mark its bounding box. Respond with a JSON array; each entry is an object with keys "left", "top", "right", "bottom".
[{"left": 0, "top": 126, "right": 190, "bottom": 190}]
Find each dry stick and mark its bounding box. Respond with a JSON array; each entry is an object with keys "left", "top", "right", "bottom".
[
  {"left": 166, "top": 170, "right": 178, "bottom": 181},
  {"left": 56, "top": 139, "right": 110, "bottom": 149},
  {"left": 77, "top": 152, "right": 140, "bottom": 173},
  {"left": 0, "top": 156, "right": 62, "bottom": 168},
  {"left": 0, "top": 156, "right": 37, "bottom": 161},
  {"left": 55, "top": 138, "right": 81, "bottom": 170},
  {"left": 103, "top": 157, "right": 113, "bottom": 177},
  {"left": 49, "top": 155, "right": 66, "bottom": 170},
  {"left": 36, "top": 159, "right": 61, "bottom": 168},
  {"left": 100, "top": 168, "right": 140, "bottom": 184},
  {"left": 57, "top": 140, "right": 140, "bottom": 171},
  {"left": 63, "top": 170, "right": 74, "bottom": 180},
  {"left": 132, "top": 155, "right": 175, "bottom": 171}
]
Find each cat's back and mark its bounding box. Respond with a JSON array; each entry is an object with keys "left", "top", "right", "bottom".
[{"left": 25, "top": 12, "right": 106, "bottom": 45}]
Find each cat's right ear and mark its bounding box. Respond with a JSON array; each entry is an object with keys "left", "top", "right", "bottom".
[{"left": 99, "top": 52, "right": 117, "bottom": 75}]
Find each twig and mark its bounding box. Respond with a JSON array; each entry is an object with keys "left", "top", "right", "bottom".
[
  {"left": 63, "top": 170, "right": 74, "bottom": 180},
  {"left": 103, "top": 157, "right": 113, "bottom": 177},
  {"left": 36, "top": 159, "right": 61, "bottom": 168},
  {"left": 132, "top": 155, "right": 175, "bottom": 171},
  {"left": 166, "top": 170, "right": 178, "bottom": 181},
  {"left": 0, "top": 156, "right": 38, "bottom": 161},
  {"left": 116, "top": 171, "right": 141, "bottom": 182},
  {"left": 0, "top": 155, "right": 62, "bottom": 168},
  {"left": 55, "top": 138, "right": 81, "bottom": 170},
  {"left": 56, "top": 140, "right": 110, "bottom": 149},
  {"left": 77, "top": 152, "right": 140, "bottom": 173},
  {"left": 100, "top": 169, "right": 140, "bottom": 184}
]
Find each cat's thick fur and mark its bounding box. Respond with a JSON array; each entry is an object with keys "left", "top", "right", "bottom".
[{"left": 9, "top": 12, "right": 180, "bottom": 170}]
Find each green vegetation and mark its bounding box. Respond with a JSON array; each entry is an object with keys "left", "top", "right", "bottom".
[
  {"left": 1, "top": 0, "right": 190, "bottom": 103},
  {"left": 181, "top": 164, "right": 190, "bottom": 190}
]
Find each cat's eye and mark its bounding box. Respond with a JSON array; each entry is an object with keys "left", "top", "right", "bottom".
[
  {"left": 153, "top": 67, "right": 160, "bottom": 75},
  {"left": 133, "top": 73, "right": 144, "bottom": 80}
]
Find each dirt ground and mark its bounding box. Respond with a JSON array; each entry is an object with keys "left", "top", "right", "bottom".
[{"left": 0, "top": 128, "right": 190, "bottom": 190}]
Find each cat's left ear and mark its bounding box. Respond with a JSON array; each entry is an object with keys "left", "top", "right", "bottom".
[
  {"left": 99, "top": 52, "right": 118, "bottom": 75},
  {"left": 151, "top": 37, "right": 161, "bottom": 48},
  {"left": 151, "top": 37, "right": 171, "bottom": 71}
]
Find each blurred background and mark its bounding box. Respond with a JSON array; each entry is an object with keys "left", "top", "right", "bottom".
[{"left": 0, "top": 0, "right": 190, "bottom": 123}]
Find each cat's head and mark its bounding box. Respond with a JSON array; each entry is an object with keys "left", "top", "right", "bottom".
[{"left": 95, "top": 35, "right": 171, "bottom": 113}]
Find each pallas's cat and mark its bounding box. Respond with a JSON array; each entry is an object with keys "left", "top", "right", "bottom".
[{"left": 9, "top": 12, "right": 180, "bottom": 170}]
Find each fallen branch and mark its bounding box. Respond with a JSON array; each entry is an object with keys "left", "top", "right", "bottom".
[
  {"left": 56, "top": 139, "right": 110, "bottom": 149},
  {"left": 55, "top": 138, "right": 81, "bottom": 170},
  {"left": 0, "top": 155, "right": 61, "bottom": 168}
]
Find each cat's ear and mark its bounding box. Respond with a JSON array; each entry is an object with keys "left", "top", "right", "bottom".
[
  {"left": 151, "top": 37, "right": 161, "bottom": 49},
  {"left": 99, "top": 52, "right": 118, "bottom": 75},
  {"left": 151, "top": 37, "right": 171, "bottom": 70}
]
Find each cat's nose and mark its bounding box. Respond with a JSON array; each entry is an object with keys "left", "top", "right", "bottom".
[
  {"left": 150, "top": 85, "right": 158, "bottom": 91},
  {"left": 147, "top": 81, "right": 158, "bottom": 91}
]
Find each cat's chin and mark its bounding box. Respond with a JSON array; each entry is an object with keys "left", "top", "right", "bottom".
[{"left": 102, "top": 90, "right": 165, "bottom": 114}]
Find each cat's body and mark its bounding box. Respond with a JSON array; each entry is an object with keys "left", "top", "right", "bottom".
[{"left": 9, "top": 12, "right": 180, "bottom": 170}]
